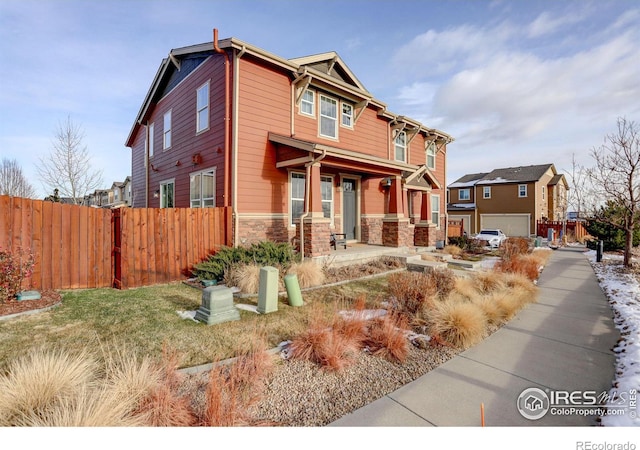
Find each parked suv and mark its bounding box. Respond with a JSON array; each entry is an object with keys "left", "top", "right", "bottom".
[{"left": 474, "top": 229, "right": 507, "bottom": 248}]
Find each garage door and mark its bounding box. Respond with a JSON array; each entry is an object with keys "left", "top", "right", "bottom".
[{"left": 480, "top": 214, "right": 530, "bottom": 237}]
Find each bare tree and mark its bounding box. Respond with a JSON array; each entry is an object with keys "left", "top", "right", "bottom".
[
  {"left": 36, "top": 116, "right": 103, "bottom": 204},
  {"left": 564, "top": 153, "right": 597, "bottom": 218},
  {"left": 0, "top": 158, "right": 36, "bottom": 198},
  {"left": 587, "top": 117, "right": 640, "bottom": 267}
]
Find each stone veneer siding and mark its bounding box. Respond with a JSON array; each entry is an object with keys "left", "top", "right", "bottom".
[
  {"left": 361, "top": 217, "right": 383, "bottom": 245},
  {"left": 238, "top": 217, "right": 295, "bottom": 246},
  {"left": 382, "top": 218, "right": 411, "bottom": 247}
]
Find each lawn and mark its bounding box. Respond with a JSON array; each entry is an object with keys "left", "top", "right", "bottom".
[{"left": 0, "top": 276, "right": 390, "bottom": 372}]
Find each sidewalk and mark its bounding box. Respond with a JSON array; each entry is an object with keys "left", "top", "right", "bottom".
[{"left": 329, "top": 246, "right": 619, "bottom": 426}]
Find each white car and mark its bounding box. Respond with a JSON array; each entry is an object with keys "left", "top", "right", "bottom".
[{"left": 474, "top": 229, "right": 507, "bottom": 248}]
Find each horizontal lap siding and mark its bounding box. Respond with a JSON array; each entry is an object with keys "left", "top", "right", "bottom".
[
  {"left": 144, "top": 56, "right": 226, "bottom": 208},
  {"left": 237, "top": 57, "right": 291, "bottom": 213}
]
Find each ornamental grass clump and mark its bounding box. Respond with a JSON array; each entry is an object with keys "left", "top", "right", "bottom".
[
  {"left": 286, "top": 260, "right": 325, "bottom": 288},
  {"left": 427, "top": 299, "right": 487, "bottom": 349}
]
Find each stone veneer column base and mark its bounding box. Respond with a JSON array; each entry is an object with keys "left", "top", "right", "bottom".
[
  {"left": 382, "top": 217, "right": 411, "bottom": 248},
  {"left": 301, "top": 217, "right": 331, "bottom": 258},
  {"left": 414, "top": 222, "right": 438, "bottom": 247}
]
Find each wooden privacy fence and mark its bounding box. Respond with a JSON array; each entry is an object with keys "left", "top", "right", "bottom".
[
  {"left": 0, "top": 195, "right": 231, "bottom": 291},
  {"left": 536, "top": 220, "right": 588, "bottom": 241},
  {"left": 447, "top": 218, "right": 464, "bottom": 237}
]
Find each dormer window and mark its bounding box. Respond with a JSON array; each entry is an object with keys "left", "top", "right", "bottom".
[{"left": 394, "top": 131, "right": 407, "bottom": 162}]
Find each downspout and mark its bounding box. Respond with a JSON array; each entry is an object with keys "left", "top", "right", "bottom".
[
  {"left": 232, "top": 45, "right": 246, "bottom": 248},
  {"left": 145, "top": 123, "right": 149, "bottom": 208},
  {"left": 213, "top": 28, "right": 231, "bottom": 208},
  {"left": 299, "top": 150, "right": 327, "bottom": 261}
]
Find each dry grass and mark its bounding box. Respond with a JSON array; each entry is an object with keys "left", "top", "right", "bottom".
[
  {"left": 443, "top": 245, "right": 463, "bottom": 257},
  {"left": 495, "top": 255, "right": 541, "bottom": 281},
  {"left": 428, "top": 299, "right": 487, "bottom": 348},
  {"left": 388, "top": 272, "right": 437, "bottom": 315},
  {"left": 363, "top": 313, "right": 410, "bottom": 363},
  {"left": 224, "top": 264, "right": 262, "bottom": 294},
  {"left": 287, "top": 261, "right": 326, "bottom": 288},
  {"left": 502, "top": 237, "right": 531, "bottom": 259}
]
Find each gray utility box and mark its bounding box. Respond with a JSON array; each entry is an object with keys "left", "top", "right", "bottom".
[{"left": 195, "top": 286, "right": 240, "bottom": 325}]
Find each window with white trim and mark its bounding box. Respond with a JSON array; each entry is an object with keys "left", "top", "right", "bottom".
[
  {"left": 148, "top": 123, "right": 155, "bottom": 158},
  {"left": 458, "top": 189, "right": 470, "bottom": 201},
  {"left": 190, "top": 168, "right": 216, "bottom": 208},
  {"left": 319, "top": 94, "right": 338, "bottom": 139},
  {"left": 341, "top": 102, "right": 353, "bottom": 128},
  {"left": 196, "top": 82, "right": 209, "bottom": 133},
  {"left": 321, "top": 176, "right": 333, "bottom": 221},
  {"left": 519, "top": 184, "right": 527, "bottom": 197},
  {"left": 290, "top": 172, "right": 305, "bottom": 225},
  {"left": 431, "top": 194, "right": 440, "bottom": 227},
  {"left": 163, "top": 110, "right": 172, "bottom": 150},
  {"left": 300, "top": 89, "right": 314, "bottom": 116},
  {"left": 394, "top": 131, "right": 407, "bottom": 162},
  {"left": 426, "top": 141, "right": 436, "bottom": 169},
  {"left": 542, "top": 186, "right": 546, "bottom": 201},
  {"left": 483, "top": 186, "right": 491, "bottom": 199},
  {"left": 160, "top": 180, "right": 174, "bottom": 208}
]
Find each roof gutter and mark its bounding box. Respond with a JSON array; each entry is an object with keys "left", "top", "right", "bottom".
[{"left": 214, "top": 28, "right": 231, "bottom": 208}]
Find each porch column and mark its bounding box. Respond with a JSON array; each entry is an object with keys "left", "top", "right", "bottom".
[
  {"left": 414, "top": 191, "right": 437, "bottom": 247},
  {"left": 301, "top": 162, "right": 330, "bottom": 258},
  {"left": 383, "top": 175, "right": 410, "bottom": 248}
]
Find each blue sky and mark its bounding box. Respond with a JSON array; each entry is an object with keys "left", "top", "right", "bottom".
[{"left": 1, "top": 0, "right": 639, "bottom": 199}]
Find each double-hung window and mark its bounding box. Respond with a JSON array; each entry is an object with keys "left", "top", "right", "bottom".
[
  {"left": 483, "top": 186, "right": 491, "bottom": 199},
  {"left": 341, "top": 103, "right": 353, "bottom": 128},
  {"left": 458, "top": 189, "right": 470, "bottom": 201},
  {"left": 427, "top": 142, "right": 436, "bottom": 169},
  {"left": 291, "top": 173, "right": 306, "bottom": 225},
  {"left": 395, "top": 131, "right": 407, "bottom": 162},
  {"left": 163, "top": 110, "right": 172, "bottom": 150},
  {"left": 319, "top": 95, "right": 337, "bottom": 139},
  {"left": 148, "top": 123, "right": 155, "bottom": 159},
  {"left": 190, "top": 168, "right": 216, "bottom": 208},
  {"left": 431, "top": 194, "right": 440, "bottom": 227},
  {"left": 196, "top": 82, "right": 209, "bottom": 133},
  {"left": 519, "top": 184, "right": 527, "bottom": 197},
  {"left": 300, "top": 89, "right": 314, "bottom": 116},
  {"left": 160, "top": 180, "right": 174, "bottom": 208},
  {"left": 321, "top": 176, "right": 333, "bottom": 222}
]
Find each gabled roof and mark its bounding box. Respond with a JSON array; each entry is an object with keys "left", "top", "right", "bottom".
[
  {"left": 476, "top": 164, "right": 554, "bottom": 185},
  {"left": 126, "top": 33, "right": 454, "bottom": 147},
  {"left": 449, "top": 172, "right": 488, "bottom": 188}
]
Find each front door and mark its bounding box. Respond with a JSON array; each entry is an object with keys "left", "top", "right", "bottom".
[{"left": 343, "top": 178, "right": 357, "bottom": 240}]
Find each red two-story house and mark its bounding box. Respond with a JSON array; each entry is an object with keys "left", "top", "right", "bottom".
[{"left": 126, "top": 30, "right": 454, "bottom": 258}]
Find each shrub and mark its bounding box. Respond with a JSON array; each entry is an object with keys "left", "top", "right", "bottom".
[
  {"left": 494, "top": 255, "right": 540, "bottom": 281},
  {"left": 448, "top": 236, "right": 483, "bottom": 254},
  {"left": 501, "top": 237, "right": 530, "bottom": 260},
  {"left": 0, "top": 247, "right": 35, "bottom": 303},
  {"left": 388, "top": 272, "right": 437, "bottom": 316},
  {"left": 192, "top": 241, "right": 300, "bottom": 281},
  {"left": 426, "top": 269, "right": 456, "bottom": 300},
  {"left": 428, "top": 299, "right": 487, "bottom": 348},
  {"left": 287, "top": 261, "right": 325, "bottom": 288}
]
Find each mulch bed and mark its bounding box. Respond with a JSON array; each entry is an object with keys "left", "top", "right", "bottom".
[{"left": 0, "top": 290, "right": 62, "bottom": 318}]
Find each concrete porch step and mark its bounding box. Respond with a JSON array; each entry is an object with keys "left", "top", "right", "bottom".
[
  {"left": 447, "top": 259, "right": 483, "bottom": 270},
  {"left": 406, "top": 260, "right": 449, "bottom": 273}
]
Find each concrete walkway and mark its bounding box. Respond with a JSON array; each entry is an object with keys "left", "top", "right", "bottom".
[{"left": 329, "top": 246, "right": 619, "bottom": 426}]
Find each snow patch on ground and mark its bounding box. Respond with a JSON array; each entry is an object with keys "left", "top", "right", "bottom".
[{"left": 587, "top": 250, "right": 640, "bottom": 426}]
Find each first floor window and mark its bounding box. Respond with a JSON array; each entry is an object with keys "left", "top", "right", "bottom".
[
  {"left": 431, "top": 194, "right": 440, "bottom": 227},
  {"left": 290, "top": 172, "right": 334, "bottom": 225},
  {"left": 459, "top": 189, "right": 470, "bottom": 201},
  {"left": 483, "top": 186, "right": 491, "bottom": 199},
  {"left": 395, "top": 131, "right": 406, "bottom": 162},
  {"left": 160, "top": 180, "right": 174, "bottom": 208},
  {"left": 190, "top": 168, "right": 216, "bottom": 207},
  {"left": 321, "top": 176, "right": 333, "bottom": 221},
  {"left": 291, "top": 172, "right": 306, "bottom": 225},
  {"left": 519, "top": 184, "right": 527, "bottom": 197}
]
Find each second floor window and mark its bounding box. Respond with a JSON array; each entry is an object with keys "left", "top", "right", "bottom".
[
  {"left": 341, "top": 103, "right": 353, "bottom": 128},
  {"left": 301, "top": 89, "right": 314, "bottom": 116},
  {"left": 163, "top": 110, "right": 172, "bottom": 150},
  {"left": 458, "top": 189, "right": 470, "bottom": 201},
  {"left": 319, "top": 95, "right": 337, "bottom": 138},
  {"left": 519, "top": 184, "right": 527, "bottom": 197},
  {"left": 196, "top": 82, "right": 209, "bottom": 133},
  {"left": 148, "top": 122, "right": 154, "bottom": 158},
  {"left": 483, "top": 186, "right": 491, "bottom": 199},
  {"left": 395, "top": 131, "right": 406, "bottom": 162},
  {"left": 427, "top": 142, "right": 436, "bottom": 169}
]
